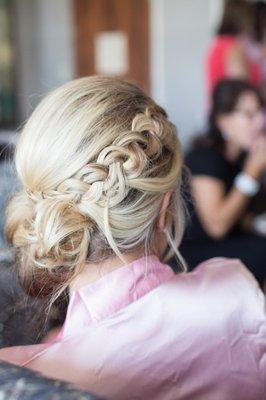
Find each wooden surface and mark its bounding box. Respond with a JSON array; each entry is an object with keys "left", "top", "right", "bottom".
[{"left": 73, "top": 0, "right": 150, "bottom": 92}]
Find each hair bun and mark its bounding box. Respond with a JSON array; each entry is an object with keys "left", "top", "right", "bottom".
[{"left": 6, "top": 76, "right": 185, "bottom": 303}]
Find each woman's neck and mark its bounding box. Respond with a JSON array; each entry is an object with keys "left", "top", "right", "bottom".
[
  {"left": 68, "top": 227, "right": 168, "bottom": 295},
  {"left": 69, "top": 250, "right": 145, "bottom": 296},
  {"left": 224, "top": 141, "right": 241, "bottom": 162}
]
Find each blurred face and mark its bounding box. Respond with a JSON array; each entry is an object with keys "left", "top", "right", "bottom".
[{"left": 217, "top": 91, "right": 265, "bottom": 150}]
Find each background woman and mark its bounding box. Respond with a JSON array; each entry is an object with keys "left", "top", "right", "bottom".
[
  {"left": 0, "top": 77, "right": 265, "bottom": 399},
  {"left": 180, "top": 79, "right": 266, "bottom": 285}
]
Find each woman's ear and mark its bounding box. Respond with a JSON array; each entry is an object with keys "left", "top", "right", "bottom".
[{"left": 157, "top": 191, "right": 172, "bottom": 231}]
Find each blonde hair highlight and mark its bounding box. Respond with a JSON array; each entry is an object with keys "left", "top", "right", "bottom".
[{"left": 6, "top": 76, "right": 186, "bottom": 302}]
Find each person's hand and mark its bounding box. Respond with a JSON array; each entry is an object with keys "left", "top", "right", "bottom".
[{"left": 244, "top": 135, "right": 266, "bottom": 180}]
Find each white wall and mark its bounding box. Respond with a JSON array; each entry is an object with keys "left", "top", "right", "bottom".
[
  {"left": 150, "top": 0, "right": 223, "bottom": 148},
  {"left": 14, "top": 0, "right": 75, "bottom": 121},
  {"left": 13, "top": 0, "right": 39, "bottom": 122}
]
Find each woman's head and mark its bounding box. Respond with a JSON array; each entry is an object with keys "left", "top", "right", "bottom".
[
  {"left": 6, "top": 76, "right": 184, "bottom": 300},
  {"left": 209, "top": 79, "right": 264, "bottom": 151},
  {"left": 217, "top": 0, "right": 254, "bottom": 37}
]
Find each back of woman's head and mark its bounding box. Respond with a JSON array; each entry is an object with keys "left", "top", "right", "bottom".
[
  {"left": 217, "top": 0, "right": 254, "bottom": 36},
  {"left": 6, "top": 76, "right": 184, "bottom": 301}
]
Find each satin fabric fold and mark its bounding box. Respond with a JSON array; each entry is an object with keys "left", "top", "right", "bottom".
[{"left": 0, "top": 256, "right": 265, "bottom": 399}]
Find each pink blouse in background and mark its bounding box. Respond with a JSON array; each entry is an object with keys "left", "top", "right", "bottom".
[
  {"left": 0, "top": 255, "right": 265, "bottom": 399},
  {"left": 207, "top": 35, "right": 263, "bottom": 94}
]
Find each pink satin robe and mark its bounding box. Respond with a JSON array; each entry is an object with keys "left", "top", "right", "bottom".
[{"left": 0, "top": 256, "right": 265, "bottom": 399}]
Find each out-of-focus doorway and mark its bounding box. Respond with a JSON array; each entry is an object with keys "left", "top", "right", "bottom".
[{"left": 73, "top": 0, "right": 150, "bottom": 92}]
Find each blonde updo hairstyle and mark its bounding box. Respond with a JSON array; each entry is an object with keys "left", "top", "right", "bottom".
[{"left": 6, "top": 77, "right": 185, "bottom": 302}]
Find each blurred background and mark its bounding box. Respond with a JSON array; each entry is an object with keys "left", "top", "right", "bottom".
[{"left": 0, "top": 0, "right": 238, "bottom": 148}]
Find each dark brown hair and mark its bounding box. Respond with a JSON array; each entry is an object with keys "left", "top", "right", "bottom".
[
  {"left": 254, "top": 1, "right": 266, "bottom": 43},
  {"left": 217, "top": 0, "right": 254, "bottom": 36}
]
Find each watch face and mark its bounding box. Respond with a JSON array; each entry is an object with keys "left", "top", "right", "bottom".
[{"left": 252, "top": 213, "right": 266, "bottom": 236}]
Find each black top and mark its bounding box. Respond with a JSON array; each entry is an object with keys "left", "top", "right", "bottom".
[{"left": 183, "top": 146, "right": 242, "bottom": 241}]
